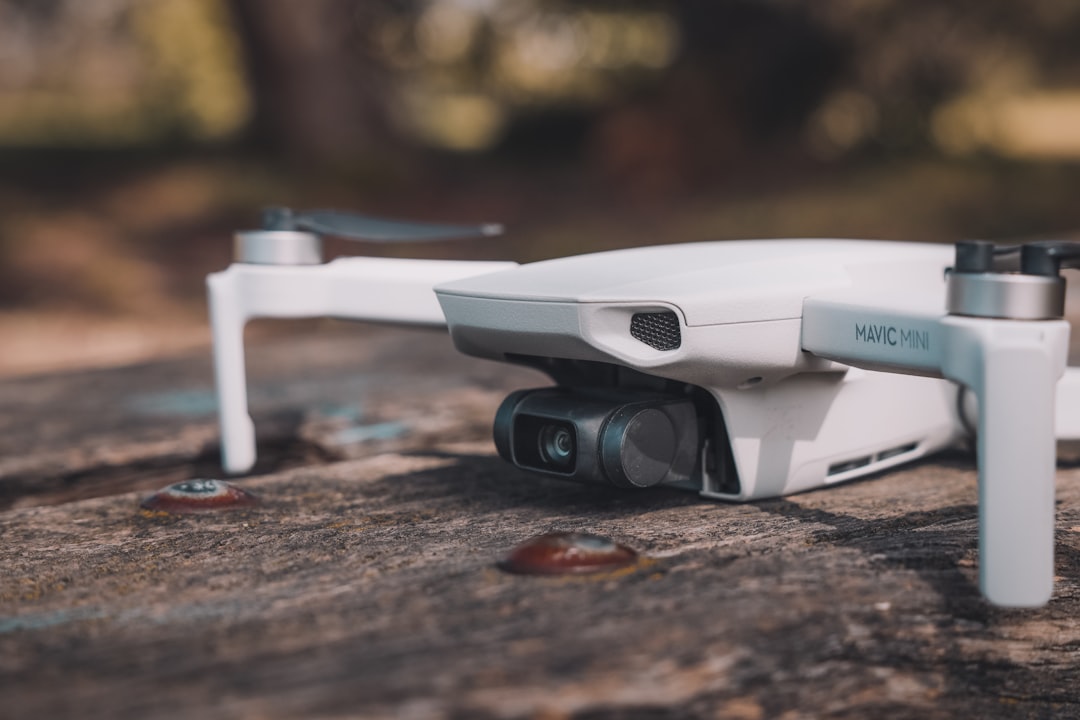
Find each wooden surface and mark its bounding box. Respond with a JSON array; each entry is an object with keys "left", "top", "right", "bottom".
[{"left": 3, "top": 324, "right": 1080, "bottom": 719}]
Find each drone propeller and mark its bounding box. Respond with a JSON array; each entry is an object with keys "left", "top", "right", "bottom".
[
  {"left": 235, "top": 207, "right": 505, "bottom": 265},
  {"left": 262, "top": 206, "right": 503, "bottom": 243}
]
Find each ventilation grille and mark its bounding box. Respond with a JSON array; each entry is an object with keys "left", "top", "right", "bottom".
[{"left": 630, "top": 311, "right": 681, "bottom": 351}]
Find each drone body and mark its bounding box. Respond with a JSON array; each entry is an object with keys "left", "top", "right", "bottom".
[
  {"left": 206, "top": 209, "right": 1080, "bottom": 608},
  {"left": 436, "top": 240, "right": 963, "bottom": 501}
]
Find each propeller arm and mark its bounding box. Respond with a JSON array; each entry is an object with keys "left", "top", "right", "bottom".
[
  {"left": 207, "top": 257, "right": 518, "bottom": 474},
  {"left": 802, "top": 289, "right": 1069, "bottom": 607}
]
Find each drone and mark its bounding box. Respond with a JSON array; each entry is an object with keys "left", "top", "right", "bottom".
[{"left": 207, "top": 207, "right": 1080, "bottom": 608}]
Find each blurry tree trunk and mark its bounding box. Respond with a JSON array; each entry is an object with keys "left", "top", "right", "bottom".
[{"left": 226, "top": 0, "right": 401, "bottom": 168}]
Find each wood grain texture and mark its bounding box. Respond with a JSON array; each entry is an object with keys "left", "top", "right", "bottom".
[{"left": 3, "top": 325, "right": 1080, "bottom": 720}]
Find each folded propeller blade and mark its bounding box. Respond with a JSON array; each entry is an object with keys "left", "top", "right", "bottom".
[{"left": 262, "top": 207, "right": 503, "bottom": 242}]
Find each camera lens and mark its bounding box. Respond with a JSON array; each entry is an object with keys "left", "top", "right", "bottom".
[
  {"left": 538, "top": 423, "right": 575, "bottom": 468},
  {"left": 494, "top": 388, "right": 701, "bottom": 487}
]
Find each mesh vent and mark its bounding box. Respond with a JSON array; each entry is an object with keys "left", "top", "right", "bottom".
[{"left": 630, "top": 311, "right": 681, "bottom": 351}]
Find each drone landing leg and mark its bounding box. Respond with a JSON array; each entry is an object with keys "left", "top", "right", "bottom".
[
  {"left": 803, "top": 295, "right": 1069, "bottom": 606},
  {"left": 941, "top": 317, "right": 1067, "bottom": 607},
  {"left": 207, "top": 270, "right": 256, "bottom": 474},
  {"left": 1055, "top": 366, "right": 1080, "bottom": 439}
]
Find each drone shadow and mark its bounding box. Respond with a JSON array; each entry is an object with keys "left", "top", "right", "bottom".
[
  {"left": 391, "top": 450, "right": 983, "bottom": 610},
  {"left": 756, "top": 494, "right": 987, "bottom": 619},
  {"left": 394, "top": 449, "right": 705, "bottom": 516},
  {"left": 355, "top": 446, "right": 1080, "bottom": 625}
]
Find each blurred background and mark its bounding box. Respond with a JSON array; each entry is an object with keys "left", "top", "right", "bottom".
[{"left": 2, "top": 0, "right": 1080, "bottom": 376}]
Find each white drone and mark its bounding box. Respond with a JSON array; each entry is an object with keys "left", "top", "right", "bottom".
[{"left": 207, "top": 207, "right": 1080, "bottom": 608}]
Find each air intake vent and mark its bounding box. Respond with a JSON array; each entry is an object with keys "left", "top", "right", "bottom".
[{"left": 630, "top": 311, "right": 681, "bottom": 351}]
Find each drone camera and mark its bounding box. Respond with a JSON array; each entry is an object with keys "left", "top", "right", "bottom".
[{"left": 494, "top": 387, "right": 700, "bottom": 489}]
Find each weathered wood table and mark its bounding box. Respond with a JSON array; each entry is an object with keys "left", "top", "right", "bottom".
[{"left": 2, "top": 324, "right": 1080, "bottom": 719}]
